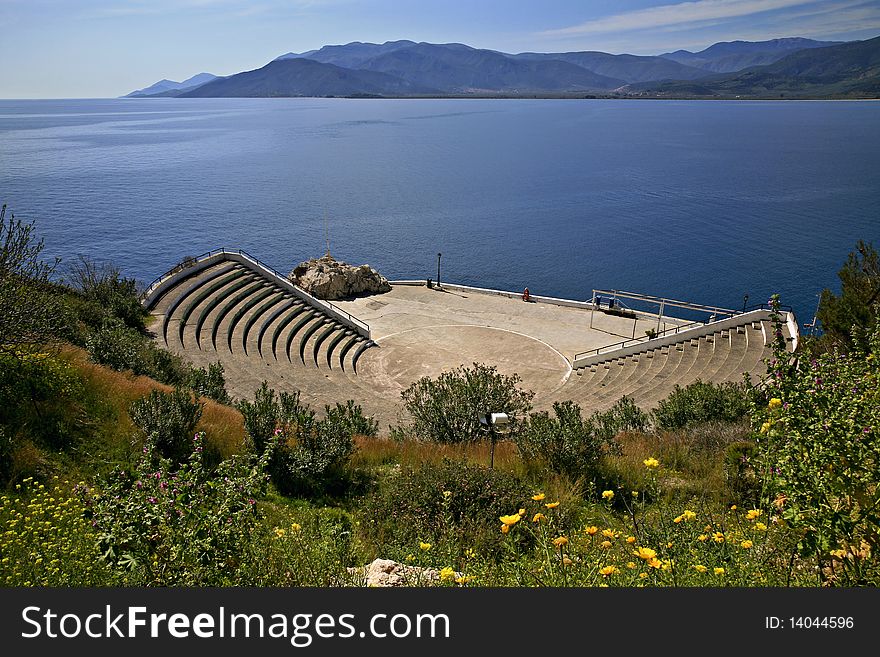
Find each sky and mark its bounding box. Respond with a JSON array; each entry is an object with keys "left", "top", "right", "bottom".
[{"left": 1, "top": 0, "right": 879, "bottom": 98}]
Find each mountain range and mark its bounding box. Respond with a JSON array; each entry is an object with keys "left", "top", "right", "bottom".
[{"left": 123, "top": 35, "right": 880, "bottom": 99}]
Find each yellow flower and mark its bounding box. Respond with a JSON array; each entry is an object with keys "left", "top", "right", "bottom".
[
  {"left": 500, "top": 524, "right": 509, "bottom": 534},
  {"left": 499, "top": 514, "right": 522, "bottom": 526},
  {"left": 585, "top": 526, "right": 599, "bottom": 536},
  {"left": 439, "top": 567, "right": 456, "bottom": 582},
  {"left": 599, "top": 566, "right": 619, "bottom": 576},
  {"left": 442, "top": 490, "right": 452, "bottom": 500},
  {"left": 602, "top": 490, "right": 614, "bottom": 501},
  {"left": 682, "top": 510, "right": 696, "bottom": 521},
  {"left": 518, "top": 508, "right": 526, "bottom": 516},
  {"left": 290, "top": 523, "right": 301, "bottom": 532},
  {"left": 406, "top": 554, "right": 415, "bottom": 562},
  {"left": 465, "top": 548, "right": 476, "bottom": 559},
  {"left": 730, "top": 505, "right": 737, "bottom": 511},
  {"left": 643, "top": 457, "right": 660, "bottom": 469},
  {"left": 532, "top": 513, "right": 546, "bottom": 523},
  {"left": 632, "top": 491, "right": 639, "bottom": 497},
  {"left": 697, "top": 534, "right": 708, "bottom": 542},
  {"left": 545, "top": 501, "right": 560, "bottom": 509},
  {"left": 273, "top": 527, "right": 286, "bottom": 538},
  {"left": 755, "top": 522, "right": 768, "bottom": 532},
  {"left": 768, "top": 398, "right": 782, "bottom": 409},
  {"left": 830, "top": 549, "right": 847, "bottom": 559},
  {"left": 634, "top": 547, "right": 657, "bottom": 561},
  {"left": 455, "top": 575, "right": 474, "bottom": 585},
  {"left": 746, "top": 509, "right": 762, "bottom": 521},
  {"left": 714, "top": 567, "right": 725, "bottom": 575},
  {"left": 694, "top": 565, "right": 708, "bottom": 573},
  {"left": 419, "top": 542, "right": 432, "bottom": 551},
  {"left": 600, "top": 540, "right": 612, "bottom": 549},
  {"left": 626, "top": 562, "right": 637, "bottom": 569},
  {"left": 639, "top": 572, "right": 648, "bottom": 579},
  {"left": 760, "top": 421, "right": 772, "bottom": 434},
  {"left": 741, "top": 540, "right": 753, "bottom": 549},
  {"left": 647, "top": 558, "right": 662, "bottom": 569},
  {"left": 553, "top": 536, "right": 569, "bottom": 548},
  {"left": 713, "top": 532, "right": 725, "bottom": 543},
  {"left": 626, "top": 536, "right": 636, "bottom": 544},
  {"left": 532, "top": 493, "right": 546, "bottom": 501},
  {"left": 602, "top": 529, "right": 618, "bottom": 539}
]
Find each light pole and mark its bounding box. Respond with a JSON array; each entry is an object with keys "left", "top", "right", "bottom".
[
  {"left": 436, "top": 252, "right": 442, "bottom": 289},
  {"left": 742, "top": 294, "right": 749, "bottom": 313}
]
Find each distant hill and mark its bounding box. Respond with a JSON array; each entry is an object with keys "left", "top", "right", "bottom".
[
  {"left": 178, "top": 58, "right": 437, "bottom": 98},
  {"left": 660, "top": 37, "right": 841, "bottom": 73},
  {"left": 122, "top": 35, "right": 880, "bottom": 99},
  {"left": 124, "top": 72, "right": 219, "bottom": 98},
  {"left": 632, "top": 36, "right": 880, "bottom": 98},
  {"left": 511, "top": 50, "right": 708, "bottom": 84}
]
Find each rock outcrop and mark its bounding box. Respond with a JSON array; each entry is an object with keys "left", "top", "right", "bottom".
[
  {"left": 347, "top": 559, "right": 458, "bottom": 587},
  {"left": 289, "top": 255, "right": 391, "bottom": 300}
]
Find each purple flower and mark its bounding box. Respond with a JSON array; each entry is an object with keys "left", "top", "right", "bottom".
[{"left": 148, "top": 497, "right": 158, "bottom": 504}]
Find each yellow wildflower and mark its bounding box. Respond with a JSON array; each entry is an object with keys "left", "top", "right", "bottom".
[
  {"left": 768, "top": 398, "right": 782, "bottom": 409},
  {"left": 456, "top": 575, "right": 474, "bottom": 585},
  {"left": 639, "top": 572, "right": 648, "bottom": 579},
  {"left": 746, "top": 509, "right": 762, "bottom": 521},
  {"left": 600, "top": 540, "right": 612, "bottom": 549},
  {"left": 602, "top": 529, "right": 618, "bottom": 539},
  {"left": 531, "top": 493, "right": 546, "bottom": 501},
  {"left": 626, "top": 536, "right": 636, "bottom": 544},
  {"left": 406, "top": 554, "right": 415, "bottom": 562},
  {"left": 419, "top": 542, "right": 432, "bottom": 551},
  {"left": 439, "top": 567, "right": 456, "bottom": 582},
  {"left": 553, "top": 536, "right": 569, "bottom": 548},
  {"left": 518, "top": 508, "right": 526, "bottom": 516},
  {"left": 626, "top": 562, "right": 637, "bottom": 569},
  {"left": 730, "top": 505, "right": 737, "bottom": 511},
  {"left": 499, "top": 514, "right": 522, "bottom": 526},
  {"left": 647, "top": 558, "right": 662, "bottom": 569},
  {"left": 830, "top": 549, "right": 847, "bottom": 559},
  {"left": 545, "top": 501, "right": 560, "bottom": 509},
  {"left": 713, "top": 532, "right": 725, "bottom": 543},
  {"left": 599, "top": 566, "right": 619, "bottom": 576},
  {"left": 585, "top": 526, "right": 599, "bottom": 536},
  {"left": 755, "top": 522, "right": 768, "bottom": 532},
  {"left": 442, "top": 490, "right": 452, "bottom": 500},
  {"left": 682, "top": 510, "right": 696, "bottom": 521},
  {"left": 694, "top": 565, "right": 708, "bottom": 573},
  {"left": 500, "top": 524, "right": 509, "bottom": 534},
  {"left": 465, "top": 548, "right": 476, "bottom": 559},
  {"left": 532, "top": 513, "right": 546, "bottom": 523},
  {"left": 741, "top": 540, "right": 753, "bottom": 549},
  {"left": 643, "top": 457, "right": 660, "bottom": 469},
  {"left": 634, "top": 547, "right": 657, "bottom": 561},
  {"left": 760, "top": 421, "right": 772, "bottom": 434},
  {"left": 714, "top": 567, "right": 725, "bottom": 575},
  {"left": 290, "top": 523, "right": 301, "bottom": 532},
  {"left": 273, "top": 527, "right": 286, "bottom": 538},
  {"left": 602, "top": 490, "right": 614, "bottom": 501}
]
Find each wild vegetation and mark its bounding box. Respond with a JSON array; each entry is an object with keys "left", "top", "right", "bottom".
[{"left": 1, "top": 207, "right": 877, "bottom": 587}]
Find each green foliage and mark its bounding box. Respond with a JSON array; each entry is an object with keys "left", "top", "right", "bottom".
[
  {"left": 592, "top": 395, "right": 650, "bottom": 442},
  {"left": 723, "top": 441, "right": 761, "bottom": 506},
  {"left": 85, "top": 320, "right": 149, "bottom": 374},
  {"left": 68, "top": 256, "right": 147, "bottom": 332},
  {"left": 0, "top": 204, "right": 65, "bottom": 360},
  {"left": 399, "top": 362, "right": 534, "bottom": 443},
  {"left": 652, "top": 380, "right": 752, "bottom": 431},
  {"left": 238, "top": 382, "right": 366, "bottom": 497},
  {"left": 129, "top": 388, "right": 203, "bottom": 466},
  {"left": 754, "top": 295, "right": 880, "bottom": 584},
  {"left": 187, "top": 361, "right": 231, "bottom": 405},
  {"left": 78, "top": 432, "right": 271, "bottom": 586},
  {"left": 817, "top": 240, "right": 879, "bottom": 353},
  {"left": 360, "top": 458, "right": 530, "bottom": 559},
  {"left": 517, "top": 400, "right": 627, "bottom": 482}
]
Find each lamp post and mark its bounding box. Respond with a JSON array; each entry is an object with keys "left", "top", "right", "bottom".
[
  {"left": 742, "top": 294, "right": 749, "bottom": 313},
  {"left": 436, "top": 252, "right": 442, "bottom": 289}
]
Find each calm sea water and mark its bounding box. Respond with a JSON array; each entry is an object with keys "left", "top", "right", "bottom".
[{"left": 1, "top": 97, "right": 878, "bottom": 324}]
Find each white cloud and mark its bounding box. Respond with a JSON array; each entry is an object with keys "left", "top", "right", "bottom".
[{"left": 541, "top": 0, "right": 821, "bottom": 37}]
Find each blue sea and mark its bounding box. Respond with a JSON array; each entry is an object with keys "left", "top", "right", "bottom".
[{"left": 1, "top": 97, "right": 878, "bottom": 324}]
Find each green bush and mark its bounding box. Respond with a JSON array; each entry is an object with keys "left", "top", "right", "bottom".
[
  {"left": 187, "top": 361, "right": 231, "bottom": 405},
  {"left": 129, "top": 388, "right": 203, "bottom": 465},
  {"left": 78, "top": 432, "right": 270, "bottom": 586},
  {"left": 68, "top": 256, "right": 147, "bottom": 332},
  {"left": 724, "top": 441, "right": 761, "bottom": 505},
  {"left": 592, "top": 395, "right": 650, "bottom": 442},
  {"left": 399, "top": 362, "right": 534, "bottom": 443},
  {"left": 86, "top": 320, "right": 148, "bottom": 374},
  {"left": 653, "top": 380, "right": 751, "bottom": 431},
  {"left": 238, "top": 383, "right": 366, "bottom": 497},
  {"left": 360, "top": 459, "right": 531, "bottom": 560},
  {"left": 517, "top": 400, "right": 623, "bottom": 482}
]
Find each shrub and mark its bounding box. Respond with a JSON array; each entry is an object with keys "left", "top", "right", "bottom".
[
  {"left": 517, "top": 400, "right": 622, "bottom": 483},
  {"left": 652, "top": 380, "right": 751, "bottom": 431},
  {"left": 68, "top": 256, "right": 147, "bottom": 332},
  {"left": 187, "top": 361, "right": 231, "bottom": 405},
  {"left": 360, "top": 459, "right": 531, "bottom": 560},
  {"left": 78, "top": 432, "right": 270, "bottom": 586},
  {"left": 724, "top": 441, "right": 761, "bottom": 506},
  {"left": 754, "top": 296, "right": 880, "bottom": 585},
  {"left": 129, "top": 388, "right": 203, "bottom": 465},
  {"left": 86, "top": 320, "right": 147, "bottom": 374},
  {"left": 238, "top": 383, "right": 366, "bottom": 497},
  {"left": 399, "top": 362, "right": 534, "bottom": 443},
  {"left": 592, "top": 395, "right": 650, "bottom": 442}
]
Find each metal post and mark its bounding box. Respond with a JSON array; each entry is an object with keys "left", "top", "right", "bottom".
[
  {"left": 656, "top": 300, "right": 665, "bottom": 332},
  {"left": 590, "top": 290, "right": 595, "bottom": 329},
  {"left": 437, "top": 252, "right": 442, "bottom": 289},
  {"left": 489, "top": 426, "right": 496, "bottom": 470}
]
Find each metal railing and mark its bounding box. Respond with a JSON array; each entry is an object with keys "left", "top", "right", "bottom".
[
  {"left": 574, "top": 318, "right": 704, "bottom": 361},
  {"left": 141, "top": 247, "right": 371, "bottom": 335}
]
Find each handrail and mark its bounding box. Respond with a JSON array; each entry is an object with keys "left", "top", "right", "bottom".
[
  {"left": 141, "top": 248, "right": 370, "bottom": 335},
  {"left": 574, "top": 318, "right": 704, "bottom": 361}
]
